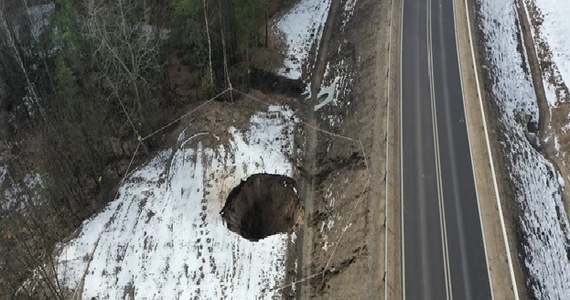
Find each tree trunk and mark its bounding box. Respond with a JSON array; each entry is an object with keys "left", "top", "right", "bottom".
[
  {"left": 265, "top": 5, "right": 268, "bottom": 47},
  {"left": 131, "top": 73, "right": 143, "bottom": 121},
  {"left": 218, "top": 2, "right": 230, "bottom": 89},
  {"left": 203, "top": 0, "right": 214, "bottom": 88},
  {"left": 0, "top": 9, "right": 44, "bottom": 122}
]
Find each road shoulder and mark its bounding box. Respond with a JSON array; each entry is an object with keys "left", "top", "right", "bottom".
[
  {"left": 387, "top": 0, "right": 403, "bottom": 298},
  {"left": 295, "top": 0, "right": 396, "bottom": 298}
]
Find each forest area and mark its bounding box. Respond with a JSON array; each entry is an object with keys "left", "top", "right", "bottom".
[{"left": 0, "top": 0, "right": 285, "bottom": 298}]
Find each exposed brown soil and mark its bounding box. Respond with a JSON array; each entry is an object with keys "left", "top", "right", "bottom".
[
  {"left": 220, "top": 173, "right": 304, "bottom": 242},
  {"left": 167, "top": 50, "right": 203, "bottom": 99},
  {"left": 290, "top": 0, "right": 395, "bottom": 299}
]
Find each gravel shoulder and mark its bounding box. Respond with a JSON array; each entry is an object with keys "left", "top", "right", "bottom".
[
  {"left": 454, "top": 0, "right": 528, "bottom": 298},
  {"left": 387, "top": 0, "right": 402, "bottom": 298}
]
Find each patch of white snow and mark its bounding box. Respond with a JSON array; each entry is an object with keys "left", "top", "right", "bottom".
[
  {"left": 274, "top": 0, "right": 332, "bottom": 80},
  {"left": 56, "top": 105, "right": 297, "bottom": 300},
  {"left": 480, "top": 0, "right": 570, "bottom": 298},
  {"left": 524, "top": 0, "right": 570, "bottom": 106}
]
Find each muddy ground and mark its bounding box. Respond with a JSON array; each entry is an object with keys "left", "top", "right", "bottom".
[{"left": 280, "top": 0, "right": 395, "bottom": 299}]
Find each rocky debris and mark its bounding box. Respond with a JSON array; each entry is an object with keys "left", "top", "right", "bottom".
[
  {"left": 518, "top": 111, "right": 541, "bottom": 149},
  {"left": 220, "top": 173, "right": 304, "bottom": 242}
]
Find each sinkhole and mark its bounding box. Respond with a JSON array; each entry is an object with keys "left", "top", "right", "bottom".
[{"left": 220, "top": 173, "right": 305, "bottom": 242}]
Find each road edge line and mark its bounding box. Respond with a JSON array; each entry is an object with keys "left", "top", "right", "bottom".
[
  {"left": 451, "top": 0, "right": 495, "bottom": 299},
  {"left": 399, "top": 0, "right": 406, "bottom": 297},
  {"left": 426, "top": 0, "right": 453, "bottom": 298},
  {"left": 462, "top": 1, "right": 520, "bottom": 298}
]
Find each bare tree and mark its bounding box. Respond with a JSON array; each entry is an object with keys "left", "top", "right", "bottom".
[
  {"left": 0, "top": 0, "right": 45, "bottom": 122},
  {"left": 203, "top": 0, "right": 214, "bottom": 88},
  {"left": 85, "top": 0, "right": 163, "bottom": 122},
  {"left": 1, "top": 168, "right": 67, "bottom": 300},
  {"left": 218, "top": 0, "right": 230, "bottom": 89}
]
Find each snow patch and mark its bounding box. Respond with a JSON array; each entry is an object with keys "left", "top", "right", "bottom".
[
  {"left": 524, "top": 0, "right": 570, "bottom": 106},
  {"left": 558, "top": 173, "right": 566, "bottom": 187},
  {"left": 274, "top": 0, "right": 332, "bottom": 80},
  {"left": 342, "top": 0, "right": 358, "bottom": 29},
  {"left": 315, "top": 58, "right": 354, "bottom": 127},
  {"left": 0, "top": 165, "right": 6, "bottom": 186},
  {"left": 314, "top": 76, "right": 338, "bottom": 111},
  {"left": 479, "top": 0, "right": 570, "bottom": 297},
  {"left": 26, "top": 4, "right": 54, "bottom": 40},
  {"left": 56, "top": 105, "right": 297, "bottom": 300},
  {"left": 2, "top": 171, "right": 44, "bottom": 211}
]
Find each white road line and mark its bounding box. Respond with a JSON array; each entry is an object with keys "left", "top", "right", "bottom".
[
  {"left": 436, "top": 1, "right": 474, "bottom": 298},
  {"left": 462, "top": 0, "right": 520, "bottom": 299},
  {"left": 426, "top": 0, "right": 453, "bottom": 298},
  {"left": 399, "top": 0, "right": 406, "bottom": 297},
  {"left": 451, "top": 0, "right": 495, "bottom": 299}
]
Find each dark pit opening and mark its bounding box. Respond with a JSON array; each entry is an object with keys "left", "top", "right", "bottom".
[
  {"left": 220, "top": 173, "right": 305, "bottom": 242},
  {"left": 249, "top": 68, "right": 304, "bottom": 97}
]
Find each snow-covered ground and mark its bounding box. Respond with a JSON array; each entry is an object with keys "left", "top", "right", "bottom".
[
  {"left": 1, "top": 170, "right": 43, "bottom": 211},
  {"left": 479, "top": 0, "right": 570, "bottom": 298},
  {"left": 522, "top": 0, "right": 570, "bottom": 107},
  {"left": 56, "top": 105, "right": 297, "bottom": 299},
  {"left": 273, "top": 0, "right": 356, "bottom": 128},
  {"left": 274, "top": 0, "right": 332, "bottom": 80},
  {"left": 26, "top": 3, "right": 54, "bottom": 40},
  {"left": 0, "top": 163, "right": 9, "bottom": 209},
  {"left": 521, "top": 0, "right": 570, "bottom": 160}
]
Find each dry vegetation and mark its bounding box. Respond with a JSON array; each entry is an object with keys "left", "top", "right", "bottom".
[{"left": 0, "top": 0, "right": 289, "bottom": 298}]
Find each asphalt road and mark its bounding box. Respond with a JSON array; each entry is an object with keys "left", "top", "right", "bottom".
[{"left": 401, "top": 0, "right": 493, "bottom": 299}]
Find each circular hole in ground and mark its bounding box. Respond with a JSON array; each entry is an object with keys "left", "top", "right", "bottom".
[{"left": 220, "top": 173, "right": 305, "bottom": 242}]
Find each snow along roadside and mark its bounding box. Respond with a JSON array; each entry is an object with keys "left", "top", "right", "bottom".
[
  {"left": 478, "top": 0, "right": 570, "bottom": 298},
  {"left": 274, "top": 0, "right": 332, "bottom": 80},
  {"left": 520, "top": 0, "right": 570, "bottom": 109}
]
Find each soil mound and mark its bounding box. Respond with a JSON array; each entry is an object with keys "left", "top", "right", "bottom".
[{"left": 220, "top": 173, "right": 304, "bottom": 242}]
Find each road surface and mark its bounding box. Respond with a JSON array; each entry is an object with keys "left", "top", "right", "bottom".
[{"left": 400, "top": 0, "right": 493, "bottom": 299}]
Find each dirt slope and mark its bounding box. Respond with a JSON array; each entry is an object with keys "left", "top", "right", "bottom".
[{"left": 293, "top": 0, "right": 396, "bottom": 299}]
